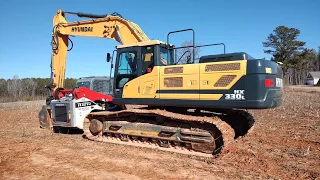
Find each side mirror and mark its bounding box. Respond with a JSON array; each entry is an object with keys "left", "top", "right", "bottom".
[{"left": 106, "top": 53, "right": 111, "bottom": 62}]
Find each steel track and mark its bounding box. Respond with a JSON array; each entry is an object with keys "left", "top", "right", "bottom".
[{"left": 82, "top": 108, "right": 254, "bottom": 157}]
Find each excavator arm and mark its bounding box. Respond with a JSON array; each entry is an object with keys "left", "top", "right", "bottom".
[{"left": 48, "top": 9, "right": 150, "bottom": 93}]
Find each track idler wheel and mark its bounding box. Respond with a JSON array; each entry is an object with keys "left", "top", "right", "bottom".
[{"left": 89, "top": 119, "right": 103, "bottom": 136}]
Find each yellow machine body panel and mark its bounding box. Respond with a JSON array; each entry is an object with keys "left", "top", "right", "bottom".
[
  {"left": 121, "top": 60, "right": 247, "bottom": 101},
  {"left": 199, "top": 60, "right": 247, "bottom": 100},
  {"left": 139, "top": 67, "right": 160, "bottom": 99},
  {"left": 159, "top": 64, "right": 199, "bottom": 100},
  {"left": 122, "top": 67, "right": 160, "bottom": 99},
  {"left": 121, "top": 77, "right": 139, "bottom": 99}
]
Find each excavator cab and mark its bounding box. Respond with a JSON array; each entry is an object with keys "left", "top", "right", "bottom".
[{"left": 109, "top": 40, "right": 174, "bottom": 100}]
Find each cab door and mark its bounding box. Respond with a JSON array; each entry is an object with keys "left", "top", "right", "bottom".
[{"left": 113, "top": 47, "right": 140, "bottom": 99}]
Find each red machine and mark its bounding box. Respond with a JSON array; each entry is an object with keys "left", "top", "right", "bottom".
[{"left": 52, "top": 87, "right": 113, "bottom": 102}]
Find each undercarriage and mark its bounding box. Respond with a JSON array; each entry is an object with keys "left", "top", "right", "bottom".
[{"left": 83, "top": 106, "right": 255, "bottom": 157}]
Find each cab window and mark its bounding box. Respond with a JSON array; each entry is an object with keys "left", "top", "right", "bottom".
[
  {"left": 118, "top": 52, "right": 137, "bottom": 74},
  {"left": 116, "top": 51, "right": 138, "bottom": 89},
  {"left": 160, "top": 46, "right": 174, "bottom": 65},
  {"left": 141, "top": 46, "right": 154, "bottom": 74},
  {"left": 76, "top": 81, "right": 90, "bottom": 88}
]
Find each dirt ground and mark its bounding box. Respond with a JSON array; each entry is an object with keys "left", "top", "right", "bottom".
[{"left": 0, "top": 87, "right": 319, "bottom": 180}]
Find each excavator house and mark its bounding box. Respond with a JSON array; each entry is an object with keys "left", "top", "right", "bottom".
[{"left": 42, "top": 9, "right": 284, "bottom": 157}]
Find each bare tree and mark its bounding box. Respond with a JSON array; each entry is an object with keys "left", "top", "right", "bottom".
[
  {"left": 7, "top": 75, "right": 23, "bottom": 99},
  {"left": 0, "top": 79, "right": 6, "bottom": 96},
  {"left": 23, "top": 78, "right": 38, "bottom": 97},
  {"left": 175, "top": 40, "right": 201, "bottom": 64}
]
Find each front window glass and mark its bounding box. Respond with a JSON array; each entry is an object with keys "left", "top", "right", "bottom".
[
  {"left": 118, "top": 52, "right": 137, "bottom": 74},
  {"left": 116, "top": 50, "right": 138, "bottom": 89}
]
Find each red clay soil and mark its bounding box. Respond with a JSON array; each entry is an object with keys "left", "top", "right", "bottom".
[{"left": 0, "top": 87, "right": 319, "bottom": 180}]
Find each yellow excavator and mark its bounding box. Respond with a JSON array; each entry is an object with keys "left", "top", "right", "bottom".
[{"left": 41, "top": 9, "right": 284, "bottom": 157}]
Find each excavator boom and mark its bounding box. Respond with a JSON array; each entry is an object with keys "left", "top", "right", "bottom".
[
  {"left": 49, "top": 9, "right": 150, "bottom": 92},
  {"left": 54, "top": 10, "right": 149, "bottom": 43}
]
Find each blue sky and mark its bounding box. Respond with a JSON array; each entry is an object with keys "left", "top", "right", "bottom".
[{"left": 0, "top": 0, "right": 319, "bottom": 79}]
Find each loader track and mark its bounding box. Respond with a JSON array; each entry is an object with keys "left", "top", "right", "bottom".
[{"left": 82, "top": 107, "right": 254, "bottom": 158}]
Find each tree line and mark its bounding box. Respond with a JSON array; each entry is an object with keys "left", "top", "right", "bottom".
[
  {"left": 262, "top": 26, "right": 320, "bottom": 85},
  {"left": 0, "top": 76, "right": 77, "bottom": 103}
]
